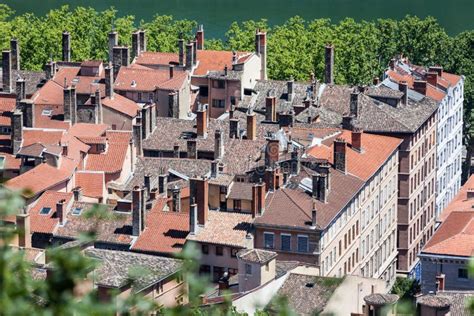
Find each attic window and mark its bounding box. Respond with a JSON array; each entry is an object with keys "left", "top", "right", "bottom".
[
  {"left": 305, "top": 283, "right": 315, "bottom": 288},
  {"left": 42, "top": 109, "right": 53, "bottom": 116},
  {"left": 131, "top": 80, "right": 137, "bottom": 88},
  {"left": 71, "top": 207, "right": 82, "bottom": 216},
  {"left": 39, "top": 207, "right": 52, "bottom": 215}
]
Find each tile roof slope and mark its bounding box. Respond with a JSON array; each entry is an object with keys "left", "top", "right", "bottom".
[
  {"left": 13, "top": 70, "right": 46, "bottom": 96},
  {"left": 114, "top": 66, "right": 186, "bottom": 92},
  {"left": 52, "top": 67, "right": 105, "bottom": 96},
  {"left": 307, "top": 129, "right": 402, "bottom": 181},
  {"left": 132, "top": 199, "right": 190, "bottom": 254},
  {"left": 255, "top": 166, "right": 364, "bottom": 230},
  {"left": 187, "top": 210, "right": 253, "bottom": 248},
  {"left": 237, "top": 248, "right": 277, "bottom": 264},
  {"left": 434, "top": 291, "right": 474, "bottom": 316},
  {"left": 85, "top": 131, "right": 131, "bottom": 174},
  {"left": 0, "top": 96, "right": 15, "bottom": 126},
  {"left": 84, "top": 248, "right": 182, "bottom": 291},
  {"left": 135, "top": 51, "right": 179, "bottom": 66},
  {"left": 22, "top": 129, "right": 64, "bottom": 147},
  {"left": 422, "top": 211, "right": 474, "bottom": 257},
  {"left": 32, "top": 79, "right": 64, "bottom": 105},
  {"left": 273, "top": 273, "right": 343, "bottom": 315},
  {"left": 386, "top": 69, "right": 445, "bottom": 101},
  {"left": 228, "top": 182, "right": 254, "bottom": 200},
  {"left": 439, "top": 174, "right": 474, "bottom": 222},
  {"left": 194, "top": 50, "right": 249, "bottom": 76},
  {"left": 75, "top": 172, "right": 105, "bottom": 198},
  {"left": 29, "top": 191, "right": 73, "bottom": 234},
  {"left": 68, "top": 123, "right": 108, "bottom": 138},
  {"left": 101, "top": 94, "right": 140, "bottom": 117}
]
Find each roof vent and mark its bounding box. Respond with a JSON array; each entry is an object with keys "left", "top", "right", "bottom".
[{"left": 131, "top": 80, "right": 137, "bottom": 87}]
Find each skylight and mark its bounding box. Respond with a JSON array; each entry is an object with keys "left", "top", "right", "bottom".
[
  {"left": 39, "top": 207, "right": 52, "bottom": 215},
  {"left": 42, "top": 109, "right": 53, "bottom": 116},
  {"left": 71, "top": 207, "right": 83, "bottom": 216}
]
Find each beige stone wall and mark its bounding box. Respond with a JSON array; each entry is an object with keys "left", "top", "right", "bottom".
[{"left": 102, "top": 106, "right": 133, "bottom": 130}]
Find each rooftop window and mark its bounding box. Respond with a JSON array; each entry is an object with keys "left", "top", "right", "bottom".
[
  {"left": 71, "top": 207, "right": 83, "bottom": 216},
  {"left": 39, "top": 207, "right": 52, "bottom": 215},
  {"left": 41, "top": 109, "right": 53, "bottom": 116}
]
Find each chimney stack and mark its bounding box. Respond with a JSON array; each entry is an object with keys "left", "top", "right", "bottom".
[
  {"left": 178, "top": 38, "right": 185, "bottom": 67},
  {"left": 10, "top": 38, "right": 20, "bottom": 70},
  {"left": 426, "top": 71, "right": 438, "bottom": 87},
  {"left": 192, "top": 40, "right": 197, "bottom": 66},
  {"left": 63, "top": 84, "right": 77, "bottom": 123},
  {"left": 429, "top": 66, "right": 443, "bottom": 76},
  {"left": 171, "top": 185, "right": 181, "bottom": 212},
  {"left": 16, "top": 207, "right": 31, "bottom": 248},
  {"left": 251, "top": 181, "right": 266, "bottom": 218},
  {"left": 413, "top": 80, "right": 427, "bottom": 95},
  {"left": 168, "top": 92, "right": 178, "bottom": 118},
  {"left": 255, "top": 30, "right": 267, "bottom": 80},
  {"left": 132, "top": 123, "right": 143, "bottom": 156},
  {"left": 186, "top": 42, "right": 194, "bottom": 71},
  {"left": 19, "top": 100, "right": 34, "bottom": 128},
  {"left": 190, "top": 177, "right": 209, "bottom": 226},
  {"left": 196, "top": 25, "right": 204, "bottom": 50},
  {"left": 56, "top": 199, "right": 66, "bottom": 226},
  {"left": 287, "top": 79, "right": 294, "bottom": 102},
  {"left": 312, "top": 173, "right": 328, "bottom": 203},
  {"left": 112, "top": 47, "right": 130, "bottom": 79},
  {"left": 140, "top": 105, "right": 150, "bottom": 139},
  {"left": 389, "top": 58, "right": 395, "bottom": 70},
  {"left": 210, "top": 160, "right": 219, "bottom": 178},
  {"left": 173, "top": 142, "right": 180, "bottom": 158},
  {"left": 187, "top": 139, "right": 197, "bottom": 159},
  {"left": 105, "top": 62, "right": 114, "bottom": 98},
  {"left": 158, "top": 171, "right": 168, "bottom": 195},
  {"left": 265, "top": 95, "right": 277, "bottom": 122},
  {"left": 144, "top": 174, "right": 151, "bottom": 198},
  {"left": 2, "top": 50, "right": 12, "bottom": 93},
  {"left": 45, "top": 60, "right": 57, "bottom": 80},
  {"left": 265, "top": 138, "right": 280, "bottom": 168},
  {"left": 139, "top": 30, "right": 147, "bottom": 52},
  {"left": 196, "top": 104, "right": 207, "bottom": 138},
  {"left": 132, "top": 186, "right": 145, "bottom": 236},
  {"left": 11, "top": 110, "right": 23, "bottom": 154},
  {"left": 189, "top": 199, "right": 198, "bottom": 234},
  {"left": 351, "top": 128, "right": 363, "bottom": 152},
  {"left": 169, "top": 64, "right": 174, "bottom": 79},
  {"left": 73, "top": 187, "right": 83, "bottom": 202},
  {"left": 229, "top": 118, "right": 240, "bottom": 139},
  {"left": 333, "top": 138, "right": 347, "bottom": 173},
  {"left": 214, "top": 129, "right": 224, "bottom": 160},
  {"left": 62, "top": 31, "right": 71, "bottom": 62},
  {"left": 311, "top": 200, "right": 317, "bottom": 228},
  {"left": 290, "top": 148, "right": 300, "bottom": 175},
  {"left": 131, "top": 31, "right": 140, "bottom": 60},
  {"left": 16, "top": 77, "right": 26, "bottom": 106},
  {"left": 95, "top": 89, "right": 102, "bottom": 124},
  {"left": 399, "top": 80, "right": 408, "bottom": 105},
  {"left": 324, "top": 45, "right": 334, "bottom": 84},
  {"left": 246, "top": 110, "right": 257, "bottom": 141},
  {"left": 350, "top": 91, "right": 359, "bottom": 117},
  {"left": 108, "top": 31, "right": 118, "bottom": 62}
]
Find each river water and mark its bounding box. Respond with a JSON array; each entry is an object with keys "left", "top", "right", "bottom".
[{"left": 3, "top": 0, "right": 473, "bottom": 37}]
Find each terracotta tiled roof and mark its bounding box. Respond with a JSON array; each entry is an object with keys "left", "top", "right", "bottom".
[
  {"left": 135, "top": 51, "right": 179, "bottom": 66},
  {"left": 132, "top": 198, "right": 189, "bottom": 254},
  {"left": 85, "top": 131, "right": 131, "bottom": 174},
  {"left": 187, "top": 210, "right": 253, "bottom": 248},
  {"left": 23, "top": 129, "right": 64, "bottom": 147},
  {"left": 33, "top": 103, "right": 70, "bottom": 129},
  {"left": 102, "top": 94, "right": 140, "bottom": 118},
  {"left": 32, "top": 80, "right": 64, "bottom": 105},
  {"left": 422, "top": 211, "right": 474, "bottom": 257},
  {"left": 228, "top": 182, "right": 254, "bottom": 200},
  {"left": 29, "top": 191, "right": 73, "bottom": 234},
  {"left": 237, "top": 248, "right": 277, "bottom": 264},
  {"left": 75, "top": 172, "right": 105, "bottom": 198},
  {"left": 53, "top": 67, "right": 105, "bottom": 96},
  {"left": 387, "top": 69, "right": 445, "bottom": 101},
  {"left": 114, "top": 66, "right": 186, "bottom": 92},
  {"left": 439, "top": 175, "right": 474, "bottom": 222},
  {"left": 68, "top": 123, "right": 108, "bottom": 138},
  {"left": 194, "top": 50, "right": 248, "bottom": 76},
  {"left": 0, "top": 96, "right": 15, "bottom": 126},
  {"left": 307, "top": 129, "right": 402, "bottom": 181},
  {"left": 0, "top": 152, "right": 21, "bottom": 170}
]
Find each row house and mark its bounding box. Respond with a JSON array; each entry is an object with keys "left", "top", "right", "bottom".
[
  {"left": 385, "top": 58, "right": 464, "bottom": 216},
  {"left": 253, "top": 127, "right": 401, "bottom": 286}
]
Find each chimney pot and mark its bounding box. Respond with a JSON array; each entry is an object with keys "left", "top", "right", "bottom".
[
  {"left": 62, "top": 31, "right": 71, "bottom": 62},
  {"left": 56, "top": 199, "right": 66, "bottom": 225},
  {"left": 265, "top": 96, "right": 277, "bottom": 122},
  {"left": 196, "top": 25, "right": 204, "bottom": 50},
  {"left": 246, "top": 110, "right": 257, "bottom": 141},
  {"left": 426, "top": 71, "right": 438, "bottom": 87},
  {"left": 190, "top": 178, "right": 209, "bottom": 226},
  {"left": 324, "top": 45, "right": 334, "bottom": 84}
]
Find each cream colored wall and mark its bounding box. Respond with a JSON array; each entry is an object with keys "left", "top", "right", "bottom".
[
  {"left": 102, "top": 106, "right": 133, "bottom": 130},
  {"left": 240, "top": 54, "right": 261, "bottom": 91}
]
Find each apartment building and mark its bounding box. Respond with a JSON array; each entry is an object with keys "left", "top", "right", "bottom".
[
  {"left": 253, "top": 127, "right": 401, "bottom": 285},
  {"left": 385, "top": 58, "right": 464, "bottom": 217}
]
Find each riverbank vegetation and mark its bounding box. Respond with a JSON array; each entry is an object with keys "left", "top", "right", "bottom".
[{"left": 0, "top": 4, "right": 472, "bottom": 174}]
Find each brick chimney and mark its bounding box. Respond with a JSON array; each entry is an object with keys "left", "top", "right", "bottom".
[
  {"left": 73, "top": 186, "right": 83, "bottom": 202},
  {"left": 168, "top": 92, "right": 178, "bottom": 118},
  {"left": 132, "top": 186, "right": 145, "bottom": 236},
  {"left": 178, "top": 38, "right": 185, "bottom": 67},
  {"left": 255, "top": 30, "right": 267, "bottom": 80},
  {"left": 192, "top": 40, "right": 197, "bottom": 66},
  {"left": 158, "top": 171, "right": 168, "bottom": 195},
  {"left": 2, "top": 50, "right": 12, "bottom": 93},
  {"left": 265, "top": 138, "right": 280, "bottom": 168},
  {"left": 196, "top": 24, "right": 204, "bottom": 50},
  {"left": 426, "top": 71, "right": 438, "bottom": 87},
  {"left": 95, "top": 89, "right": 102, "bottom": 124},
  {"left": 16, "top": 78, "right": 26, "bottom": 107},
  {"left": 131, "top": 31, "right": 140, "bottom": 60},
  {"left": 196, "top": 104, "right": 207, "bottom": 138},
  {"left": 325, "top": 44, "right": 334, "bottom": 84},
  {"left": 104, "top": 62, "right": 114, "bottom": 99},
  {"left": 63, "top": 84, "right": 77, "bottom": 124},
  {"left": 312, "top": 173, "right": 328, "bottom": 203},
  {"left": 10, "top": 38, "right": 20, "bottom": 70},
  {"left": 287, "top": 79, "right": 294, "bottom": 102},
  {"left": 251, "top": 181, "right": 266, "bottom": 218},
  {"left": 413, "top": 80, "right": 427, "bottom": 95},
  {"left": 132, "top": 123, "right": 143, "bottom": 156},
  {"left": 214, "top": 129, "right": 224, "bottom": 159},
  {"left": 143, "top": 174, "right": 151, "bottom": 198},
  {"left": 351, "top": 129, "right": 363, "bottom": 152},
  {"left": 171, "top": 185, "right": 181, "bottom": 212},
  {"left": 334, "top": 138, "right": 347, "bottom": 173},
  {"left": 189, "top": 198, "right": 198, "bottom": 234},
  {"left": 56, "top": 198, "right": 67, "bottom": 226},
  {"left": 311, "top": 200, "right": 317, "bottom": 228},
  {"left": 108, "top": 31, "right": 118, "bottom": 62},
  {"left": 139, "top": 30, "right": 147, "bottom": 52},
  {"left": 399, "top": 80, "right": 408, "bottom": 105},
  {"left": 265, "top": 95, "right": 277, "bottom": 122},
  {"left": 187, "top": 139, "right": 197, "bottom": 159},
  {"left": 429, "top": 66, "right": 443, "bottom": 76},
  {"left": 16, "top": 207, "right": 31, "bottom": 248},
  {"left": 62, "top": 31, "right": 71, "bottom": 62},
  {"left": 45, "top": 60, "right": 57, "bottom": 80},
  {"left": 112, "top": 47, "right": 130, "bottom": 79},
  {"left": 186, "top": 42, "right": 194, "bottom": 71},
  {"left": 173, "top": 142, "right": 180, "bottom": 158},
  {"left": 350, "top": 91, "right": 359, "bottom": 117},
  {"left": 190, "top": 177, "right": 209, "bottom": 226},
  {"left": 246, "top": 110, "right": 257, "bottom": 141},
  {"left": 20, "top": 100, "right": 34, "bottom": 128},
  {"left": 229, "top": 118, "right": 240, "bottom": 139},
  {"left": 11, "top": 110, "right": 23, "bottom": 154},
  {"left": 169, "top": 64, "right": 174, "bottom": 79}
]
